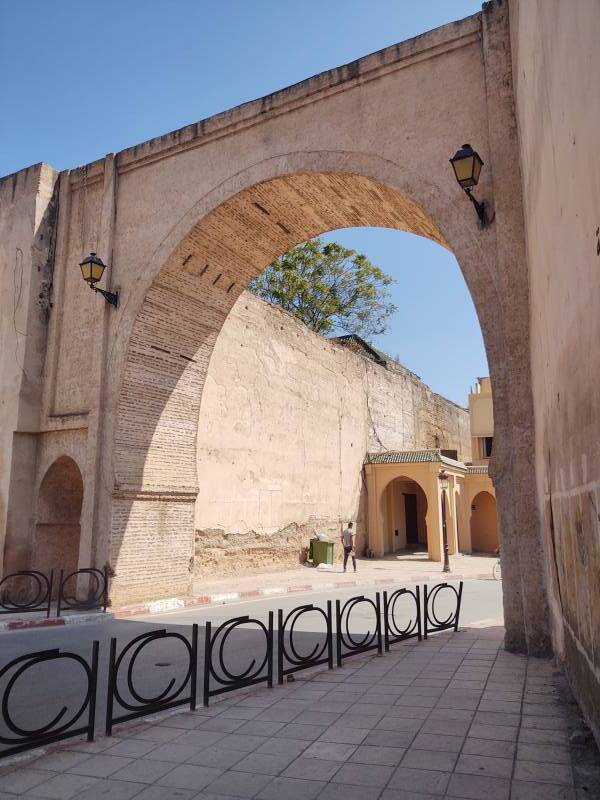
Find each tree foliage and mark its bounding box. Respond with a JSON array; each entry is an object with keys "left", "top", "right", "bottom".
[{"left": 249, "top": 238, "right": 397, "bottom": 339}]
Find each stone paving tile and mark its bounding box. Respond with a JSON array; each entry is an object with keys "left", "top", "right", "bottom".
[
  {"left": 132, "top": 787, "right": 196, "bottom": 800},
  {"left": 256, "top": 776, "right": 326, "bottom": 800},
  {"left": 232, "top": 751, "right": 295, "bottom": 775},
  {"left": 513, "top": 759, "right": 573, "bottom": 785},
  {"left": 103, "top": 738, "right": 158, "bottom": 757},
  {"left": 510, "top": 779, "right": 577, "bottom": 799},
  {"left": 68, "top": 778, "right": 145, "bottom": 799},
  {"left": 24, "top": 771, "right": 99, "bottom": 798},
  {"left": 215, "top": 734, "right": 268, "bottom": 752},
  {"left": 350, "top": 744, "right": 405, "bottom": 765},
  {"left": 461, "top": 737, "right": 515, "bottom": 759},
  {"left": 30, "top": 749, "right": 91, "bottom": 771},
  {"left": 387, "top": 765, "right": 451, "bottom": 794},
  {"left": 67, "top": 753, "right": 133, "bottom": 778},
  {"left": 412, "top": 732, "right": 463, "bottom": 753},
  {"left": 0, "top": 767, "right": 67, "bottom": 794},
  {"left": 278, "top": 723, "right": 328, "bottom": 741},
  {"left": 446, "top": 771, "right": 510, "bottom": 799},
  {"left": 145, "top": 743, "right": 204, "bottom": 763},
  {"left": 157, "top": 764, "right": 222, "bottom": 791},
  {"left": 110, "top": 757, "right": 177, "bottom": 783},
  {"left": 282, "top": 756, "right": 341, "bottom": 781},
  {"left": 170, "top": 730, "right": 226, "bottom": 748},
  {"left": 218, "top": 706, "right": 264, "bottom": 721},
  {"left": 454, "top": 753, "right": 513, "bottom": 778},
  {"left": 234, "top": 720, "right": 285, "bottom": 737},
  {"left": 381, "top": 790, "right": 439, "bottom": 800},
  {"left": 421, "top": 718, "right": 470, "bottom": 737},
  {"left": 331, "top": 761, "right": 394, "bottom": 787},
  {"left": 518, "top": 726, "right": 569, "bottom": 745},
  {"left": 517, "top": 741, "right": 571, "bottom": 763},
  {"left": 318, "top": 726, "right": 369, "bottom": 744},
  {"left": 128, "top": 725, "right": 184, "bottom": 742},
  {"left": 467, "top": 723, "right": 518, "bottom": 742},
  {"left": 318, "top": 782, "right": 382, "bottom": 800},
  {"left": 256, "top": 738, "right": 309, "bottom": 758},
  {"left": 363, "top": 730, "right": 416, "bottom": 748},
  {"left": 303, "top": 742, "right": 356, "bottom": 761},
  {"left": 401, "top": 748, "right": 457, "bottom": 772},
  {"left": 255, "top": 706, "right": 301, "bottom": 722}
]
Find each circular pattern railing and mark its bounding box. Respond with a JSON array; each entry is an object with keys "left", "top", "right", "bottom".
[
  {"left": 203, "top": 613, "right": 273, "bottom": 705},
  {"left": 0, "top": 571, "right": 53, "bottom": 618},
  {"left": 335, "top": 593, "right": 382, "bottom": 665},
  {"left": 106, "top": 626, "right": 198, "bottom": 735},
  {"left": 0, "top": 644, "right": 98, "bottom": 757},
  {"left": 423, "top": 582, "right": 463, "bottom": 638},
  {"left": 278, "top": 602, "right": 333, "bottom": 683},
  {"left": 383, "top": 586, "right": 422, "bottom": 650},
  {"left": 57, "top": 568, "right": 108, "bottom": 616}
]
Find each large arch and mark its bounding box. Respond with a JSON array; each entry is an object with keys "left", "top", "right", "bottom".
[
  {"left": 107, "top": 150, "right": 543, "bottom": 655},
  {"left": 26, "top": 4, "right": 548, "bottom": 655}
]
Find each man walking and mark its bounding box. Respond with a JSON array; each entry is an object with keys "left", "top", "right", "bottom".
[{"left": 342, "top": 522, "right": 356, "bottom": 573}]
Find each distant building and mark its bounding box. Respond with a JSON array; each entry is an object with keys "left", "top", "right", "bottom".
[{"left": 469, "top": 377, "right": 494, "bottom": 465}]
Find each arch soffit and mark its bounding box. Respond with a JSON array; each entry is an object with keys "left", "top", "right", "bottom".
[
  {"left": 379, "top": 473, "right": 430, "bottom": 504},
  {"left": 110, "top": 149, "right": 503, "bottom": 378}
]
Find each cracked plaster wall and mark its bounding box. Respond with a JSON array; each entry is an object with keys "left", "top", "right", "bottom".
[{"left": 194, "top": 291, "right": 470, "bottom": 577}]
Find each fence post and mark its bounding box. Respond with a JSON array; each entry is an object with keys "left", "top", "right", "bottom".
[
  {"left": 105, "top": 638, "right": 117, "bottom": 736},
  {"left": 454, "top": 582, "right": 463, "bottom": 631},
  {"left": 267, "top": 611, "right": 274, "bottom": 689},
  {"left": 203, "top": 622, "right": 211, "bottom": 707},
  {"left": 277, "top": 609, "right": 284, "bottom": 685},
  {"left": 415, "top": 585, "right": 423, "bottom": 641},
  {"left": 87, "top": 640, "right": 99, "bottom": 742},
  {"left": 423, "top": 584, "right": 429, "bottom": 639},
  {"left": 56, "top": 570, "right": 65, "bottom": 618},
  {"left": 375, "top": 592, "right": 383, "bottom": 654},
  {"left": 46, "top": 570, "right": 54, "bottom": 619},
  {"left": 383, "top": 591, "right": 390, "bottom": 652},
  {"left": 335, "top": 600, "right": 342, "bottom": 667},
  {"left": 326, "top": 600, "right": 333, "bottom": 670},
  {"left": 190, "top": 624, "right": 198, "bottom": 711}
]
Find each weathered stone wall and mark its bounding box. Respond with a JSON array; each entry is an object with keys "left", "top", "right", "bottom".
[
  {"left": 510, "top": 0, "right": 600, "bottom": 742},
  {"left": 194, "top": 291, "right": 470, "bottom": 576},
  {"left": 0, "top": 164, "right": 58, "bottom": 574}
]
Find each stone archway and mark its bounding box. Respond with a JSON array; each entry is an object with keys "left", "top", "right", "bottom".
[
  {"left": 470, "top": 490, "right": 499, "bottom": 553},
  {"left": 380, "top": 476, "right": 428, "bottom": 554},
  {"left": 106, "top": 154, "right": 546, "bottom": 655},
  {"left": 34, "top": 456, "right": 83, "bottom": 577}
]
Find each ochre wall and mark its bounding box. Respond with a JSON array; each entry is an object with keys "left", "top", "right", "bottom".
[
  {"left": 511, "top": 0, "right": 600, "bottom": 742},
  {"left": 194, "top": 292, "right": 469, "bottom": 576}
]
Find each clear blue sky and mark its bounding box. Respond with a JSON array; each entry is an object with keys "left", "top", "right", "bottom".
[{"left": 1, "top": 0, "right": 486, "bottom": 405}]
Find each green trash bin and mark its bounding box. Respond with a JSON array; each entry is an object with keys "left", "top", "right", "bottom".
[{"left": 312, "top": 540, "right": 334, "bottom": 566}]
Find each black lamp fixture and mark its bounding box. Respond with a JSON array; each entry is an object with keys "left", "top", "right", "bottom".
[
  {"left": 438, "top": 469, "right": 451, "bottom": 573},
  {"left": 79, "top": 252, "right": 119, "bottom": 307},
  {"left": 449, "top": 143, "right": 489, "bottom": 228}
]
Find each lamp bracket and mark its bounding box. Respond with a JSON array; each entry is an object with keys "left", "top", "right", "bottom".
[
  {"left": 464, "top": 188, "right": 490, "bottom": 228},
  {"left": 91, "top": 285, "right": 119, "bottom": 307}
]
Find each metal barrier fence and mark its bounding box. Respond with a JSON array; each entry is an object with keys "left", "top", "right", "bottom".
[
  {"left": 57, "top": 568, "right": 108, "bottom": 617},
  {"left": 383, "top": 586, "right": 422, "bottom": 650},
  {"left": 0, "top": 571, "right": 54, "bottom": 618},
  {"left": 106, "top": 627, "right": 198, "bottom": 736},
  {"left": 0, "top": 581, "right": 462, "bottom": 759},
  {"left": 424, "top": 581, "right": 463, "bottom": 638},
  {"left": 203, "top": 613, "right": 274, "bottom": 706},
  {"left": 0, "top": 643, "right": 99, "bottom": 757},
  {"left": 278, "top": 602, "right": 333, "bottom": 683},
  {"left": 336, "top": 593, "right": 383, "bottom": 665},
  {"left": 0, "top": 567, "right": 108, "bottom": 618}
]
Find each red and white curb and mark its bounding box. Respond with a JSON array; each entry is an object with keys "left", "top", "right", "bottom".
[
  {"left": 0, "top": 611, "right": 113, "bottom": 633},
  {"left": 113, "top": 571, "right": 493, "bottom": 619}
]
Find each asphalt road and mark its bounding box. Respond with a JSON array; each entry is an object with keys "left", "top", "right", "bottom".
[{"left": 0, "top": 579, "right": 502, "bottom": 753}]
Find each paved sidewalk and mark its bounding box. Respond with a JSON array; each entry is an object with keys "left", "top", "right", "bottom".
[
  {"left": 115, "top": 553, "right": 498, "bottom": 618},
  {"left": 1, "top": 624, "right": 597, "bottom": 799}
]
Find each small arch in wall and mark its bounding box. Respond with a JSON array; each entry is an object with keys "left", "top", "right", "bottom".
[
  {"left": 470, "top": 490, "right": 498, "bottom": 554},
  {"left": 33, "top": 456, "right": 84, "bottom": 577},
  {"left": 381, "top": 476, "right": 428, "bottom": 555}
]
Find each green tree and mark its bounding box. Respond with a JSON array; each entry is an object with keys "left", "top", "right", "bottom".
[{"left": 249, "top": 238, "right": 397, "bottom": 339}]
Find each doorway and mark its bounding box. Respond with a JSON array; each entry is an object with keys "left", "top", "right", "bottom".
[{"left": 404, "top": 493, "right": 419, "bottom": 546}]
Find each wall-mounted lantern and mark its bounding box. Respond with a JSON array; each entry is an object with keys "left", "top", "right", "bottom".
[
  {"left": 438, "top": 468, "right": 451, "bottom": 573},
  {"left": 79, "top": 252, "right": 119, "bottom": 307},
  {"left": 449, "top": 143, "right": 489, "bottom": 228}
]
